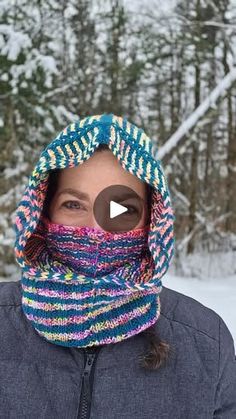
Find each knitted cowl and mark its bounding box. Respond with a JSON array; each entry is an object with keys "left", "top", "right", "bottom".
[{"left": 13, "top": 113, "right": 175, "bottom": 348}]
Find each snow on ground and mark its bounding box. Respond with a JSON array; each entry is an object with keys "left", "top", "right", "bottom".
[{"left": 162, "top": 274, "right": 236, "bottom": 348}]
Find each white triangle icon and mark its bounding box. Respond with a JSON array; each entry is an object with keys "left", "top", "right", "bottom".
[{"left": 110, "top": 200, "right": 128, "bottom": 219}]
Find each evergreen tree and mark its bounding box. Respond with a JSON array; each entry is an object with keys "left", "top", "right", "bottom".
[{"left": 0, "top": 0, "right": 58, "bottom": 277}]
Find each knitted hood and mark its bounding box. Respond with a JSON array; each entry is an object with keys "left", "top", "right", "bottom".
[{"left": 14, "top": 113, "right": 175, "bottom": 285}]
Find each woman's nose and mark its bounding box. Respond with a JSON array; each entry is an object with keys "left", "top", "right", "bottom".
[{"left": 87, "top": 214, "right": 104, "bottom": 230}]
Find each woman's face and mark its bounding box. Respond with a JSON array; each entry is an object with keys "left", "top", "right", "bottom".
[{"left": 48, "top": 150, "right": 150, "bottom": 230}]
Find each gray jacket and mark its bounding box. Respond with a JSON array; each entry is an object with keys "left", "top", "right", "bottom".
[{"left": 0, "top": 280, "right": 235, "bottom": 419}]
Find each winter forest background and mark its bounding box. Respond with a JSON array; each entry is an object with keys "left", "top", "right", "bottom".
[{"left": 0, "top": 1, "right": 236, "bottom": 341}]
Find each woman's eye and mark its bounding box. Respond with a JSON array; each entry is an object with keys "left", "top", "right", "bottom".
[
  {"left": 126, "top": 206, "right": 137, "bottom": 215},
  {"left": 62, "top": 201, "right": 82, "bottom": 210},
  {"left": 61, "top": 201, "right": 136, "bottom": 214}
]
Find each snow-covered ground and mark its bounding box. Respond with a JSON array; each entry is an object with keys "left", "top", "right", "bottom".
[{"left": 163, "top": 274, "right": 236, "bottom": 349}]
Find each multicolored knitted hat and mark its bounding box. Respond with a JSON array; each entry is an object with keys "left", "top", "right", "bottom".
[{"left": 13, "top": 113, "right": 175, "bottom": 347}]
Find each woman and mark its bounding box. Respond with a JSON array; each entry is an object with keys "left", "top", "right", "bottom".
[{"left": 0, "top": 113, "right": 235, "bottom": 418}]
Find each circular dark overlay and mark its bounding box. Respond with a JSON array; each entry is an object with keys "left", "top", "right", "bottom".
[{"left": 93, "top": 184, "right": 144, "bottom": 232}]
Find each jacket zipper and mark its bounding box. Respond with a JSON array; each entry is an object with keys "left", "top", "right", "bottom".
[{"left": 77, "top": 346, "right": 101, "bottom": 419}]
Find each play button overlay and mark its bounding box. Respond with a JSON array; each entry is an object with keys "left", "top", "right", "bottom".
[
  {"left": 110, "top": 201, "right": 128, "bottom": 218},
  {"left": 93, "top": 184, "right": 144, "bottom": 232}
]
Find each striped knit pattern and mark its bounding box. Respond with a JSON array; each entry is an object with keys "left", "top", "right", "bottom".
[
  {"left": 13, "top": 113, "right": 175, "bottom": 348},
  {"left": 26, "top": 215, "right": 154, "bottom": 280}
]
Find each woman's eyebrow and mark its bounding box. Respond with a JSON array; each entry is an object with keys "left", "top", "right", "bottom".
[
  {"left": 57, "top": 188, "right": 90, "bottom": 202},
  {"left": 56, "top": 188, "right": 143, "bottom": 204},
  {"left": 113, "top": 192, "right": 141, "bottom": 202}
]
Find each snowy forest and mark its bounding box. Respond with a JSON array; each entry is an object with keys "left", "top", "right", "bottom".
[{"left": 0, "top": 0, "right": 236, "bottom": 282}]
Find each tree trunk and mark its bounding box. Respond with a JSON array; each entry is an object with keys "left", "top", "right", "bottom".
[{"left": 223, "top": 42, "right": 236, "bottom": 233}]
